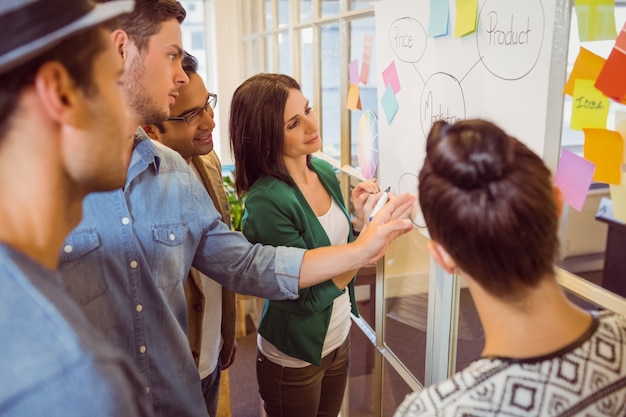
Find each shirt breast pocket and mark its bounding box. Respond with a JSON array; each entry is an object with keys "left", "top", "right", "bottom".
[
  {"left": 151, "top": 222, "right": 189, "bottom": 289},
  {"left": 59, "top": 228, "right": 107, "bottom": 306}
]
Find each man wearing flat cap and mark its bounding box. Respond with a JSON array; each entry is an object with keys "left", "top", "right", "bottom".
[{"left": 0, "top": 0, "right": 153, "bottom": 415}]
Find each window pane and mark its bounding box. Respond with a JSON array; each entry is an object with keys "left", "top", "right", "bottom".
[
  {"left": 265, "top": 0, "right": 273, "bottom": 30},
  {"left": 321, "top": 23, "right": 341, "bottom": 160},
  {"left": 249, "top": 0, "right": 261, "bottom": 33},
  {"left": 301, "top": 0, "right": 313, "bottom": 22},
  {"left": 382, "top": 359, "right": 415, "bottom": 417},
  {"left": 190, "top": 30, "right": 204, "bottom": 50},
  {"left": 321, "top": 0, "right": 341, "bottom": 17},
  {"left": 278, "top": 0, "right": 289, "bottom": 28},
  {"left": 300, "top": 28, "right": 314, "bottom": 102},
  {"left": 383, "top": 231, "right": 431, "bottom": 384},
  {"left": 179, "top": 0, "right": 206, "bottom": 81},
  {"left": 265, "top": 35, "right": 274, "bottom": 72},
  {"left": 350, "top": 0, "right": 378, "bottom": 10},
  {"left": 350, "top": 17, "right": 377, "bottom": 169},
  {"left": 249, "top": 39, "right": 262, "bottom": 75},
  {"left": 279, "top": 32, "right": 291, "bottom": 74}
]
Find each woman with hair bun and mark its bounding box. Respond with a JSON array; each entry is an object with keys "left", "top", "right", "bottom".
[{"left": 395, "top": 119, "right": 626, "bottom": 417}]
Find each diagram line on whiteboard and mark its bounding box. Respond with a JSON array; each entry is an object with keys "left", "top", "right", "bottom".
[
  {"left": 460, "top": 56, "right": 483, "bottom": 84},
  {"left": 411, "top": 62, "right": 425, "bottom": 86}
]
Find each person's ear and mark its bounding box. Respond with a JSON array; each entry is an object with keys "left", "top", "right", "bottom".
[
  {"left": 33, "top": 61, "right": 80, "bottom": 125},
  {"left": 553, "top": 185, "right": 564, "bottom": 219},
  {"left": 111, "top": 29, "right": 130, "bottom": 61},
  {"left": 427, "top": 241, "right": 457, "bottom": 274}
]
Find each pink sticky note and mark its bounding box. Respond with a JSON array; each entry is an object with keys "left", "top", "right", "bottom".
[
  {"left": 382, "top": 61, "right": 401, "bottom": 94},
  {"left": 359, "top": 34, "right": 372, "bottom": 85},
  {"left": 553, "top": 149, "right": 596, "bottom": 212},
  {"left": 349, "top": 59, "right": 359, "bottom": 84}
]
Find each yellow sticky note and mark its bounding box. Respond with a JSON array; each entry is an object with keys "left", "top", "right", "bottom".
[
  {"left": 575, "top": 0, "right": 617, "bottom": 42},
  {"left": 454, "top": 0, "right": 477, "bottom": 38},
  {"left": 563, "top": 47, "right": 606, "bottom": 96},
  {"left": 583, "top": 128, "right": 623, "bottom": 184},
  {"left": 610, "top": 177, "right": 626, "bottom": 222},
  {"left": 346, "top": 83, "right": 362, "bottom": 111},
  {"left": 571, "top": 79, "right": 609, "bottom": 130}
]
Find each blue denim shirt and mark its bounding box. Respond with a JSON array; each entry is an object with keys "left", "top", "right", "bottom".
[
  {"left": 59, "top": 128, "right": 304, "bottom": 417},
  {"left": 0, "top": 244, "right": 153, "bottom": 417}
]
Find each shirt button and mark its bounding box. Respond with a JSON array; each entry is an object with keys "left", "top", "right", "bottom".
[
  {"left": 139, "top": 345, "right": 147, "bottom": 354},
  {"left": 63, "top": 245, "right": 73, "bottom": 253},
  {"left": 121, "top": 217, "right": 130, "bottom": 225},
  {"left": 130, "top": 260, "right": 138, "bottom": 269},
  {"left": 145, "top": 386, "right": 151, "bottom": 394},
  {"left": 169, "top": 233, "right": 176, "bottom": 241},
  {"left": 136, "top": 304, "right": 143, "bottom": 312}
]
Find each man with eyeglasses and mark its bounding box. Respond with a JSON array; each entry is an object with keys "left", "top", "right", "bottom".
[{"left": 143, "top": 52, "right": 236, "bottom": 417}]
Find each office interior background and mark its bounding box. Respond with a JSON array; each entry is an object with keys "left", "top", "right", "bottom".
[{"left": 178, "top": 1, "right": 626, "bottom": 416}]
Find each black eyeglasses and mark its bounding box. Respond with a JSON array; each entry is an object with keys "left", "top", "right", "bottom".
[{"left": 167, "top": 93, "right": 217, "bottom": 125}]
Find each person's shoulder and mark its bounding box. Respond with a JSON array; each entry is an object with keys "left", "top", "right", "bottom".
[
  {"left": 150, "top": 139, "right": 189, "bottom": 169},
  {"left": 248, "top": 175, "right": 290, "bottom": 195},
  {"left": 596, "top": 310, "right": 626, "bottom": 343},
  {"left": 195, "top": 151, "right": 222, "bottom": 170},
  {"left": 394, "top": 359, "right": 505, "bottom": 417}
]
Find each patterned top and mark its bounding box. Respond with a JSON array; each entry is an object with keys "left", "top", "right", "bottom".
[{"left": 395, "top": 311, "right": 626, "bottom": 417}]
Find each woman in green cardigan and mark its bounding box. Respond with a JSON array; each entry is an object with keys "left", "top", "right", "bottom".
[{"left": 230, "top": 73, "right": 381, "bottom": 417}]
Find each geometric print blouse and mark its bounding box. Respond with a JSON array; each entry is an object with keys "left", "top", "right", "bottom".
[{"left": 394, "top": 311, "right": 626, "bottom": 416}]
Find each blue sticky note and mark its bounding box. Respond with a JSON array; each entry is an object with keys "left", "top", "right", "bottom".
[
  {"left": 381, "top": 85, "right": 399, "bottom": 124},
  {"left": 428, "top": 0, "right": 449, "bottom": 37}
]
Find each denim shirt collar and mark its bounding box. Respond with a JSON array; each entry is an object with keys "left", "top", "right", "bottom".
[{"left": 126, "top": 127, "right": 162, "bottom": 188}]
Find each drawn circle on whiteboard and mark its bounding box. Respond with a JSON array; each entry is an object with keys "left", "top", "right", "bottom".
[
  {"left": 398, "top": 172, "right": 426, "bottom": 229},
  {"left": 476, "top": 0, "right": 545, "bottom": 80},
  {"left": 357, "top": 110, "right": 379, "bottom": 180},
  {"left": 419, "top": 72, "right": 466, "bottom": 137},
  {"left": 389, "top": 17, "right": 427, "bottom": 63}
]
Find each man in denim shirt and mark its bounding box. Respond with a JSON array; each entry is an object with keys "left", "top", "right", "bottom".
[
  {"left": 0, "top": 0, "right": 153, "bottom": 416},
  {"left": 59, "top": 1, "right": 415, "bottom": 417}
]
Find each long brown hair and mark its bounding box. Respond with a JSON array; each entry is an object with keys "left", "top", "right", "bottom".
[
  {"left": 229, "top": 73, "right": 312, "bottom": 196},
  {"left": 419, "top": 119, "right": 559, "bottom": 298}
]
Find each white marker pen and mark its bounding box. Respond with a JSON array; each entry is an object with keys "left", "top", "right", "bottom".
[{"left": 369, "top": 186, "right": 391, "bottom": 221}]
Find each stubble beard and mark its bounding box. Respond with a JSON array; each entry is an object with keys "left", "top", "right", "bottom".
[{"left": 124, "top": 55, "right": 169, "bottom": 125}]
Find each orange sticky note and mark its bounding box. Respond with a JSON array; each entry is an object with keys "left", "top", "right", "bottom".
[
  {"left": 454, "top": 0, "right": 477, "bottom": 38},
  {"left": 583, "top": 128, "right": 623, "bottom": 184},
  {"left": 571, "top": 79, "right": 609, "bottom": 130},
  {"left": 346, "top": 83, "right": 362, "bottom": 111},
  {"left": 596, "top": 24, "right": 626, "bottom": 104},
  {"left": 563, "top": 47, "right": 606, "bottom": 96}
]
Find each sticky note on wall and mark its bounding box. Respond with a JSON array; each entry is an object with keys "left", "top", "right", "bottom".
[
  {"left": 571, "top": 79, "right": 609, "bottom": 130},
  {"left": 574, "top": 0, "right": 617, "bottom": 42},
  {"left": 596, "top": 22, "right": 626, "bottom": 104},
  {"left": 583, "top": 128, "right": 624, "bottom": 185},
  {"left": 553, "top": 149, "right": 595, "bottom": 212},
  {"left": 563, "top": 47, "right": 606, "bottom": 96}
]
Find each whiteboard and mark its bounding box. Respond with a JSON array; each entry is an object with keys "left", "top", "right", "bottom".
[{"left": 374, "top": 0, "right": 571, "bottom": 222}]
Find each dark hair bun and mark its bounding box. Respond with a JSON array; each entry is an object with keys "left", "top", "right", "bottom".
[{"left": 426, "top": 120, "right": 513, "bottom": 191}]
